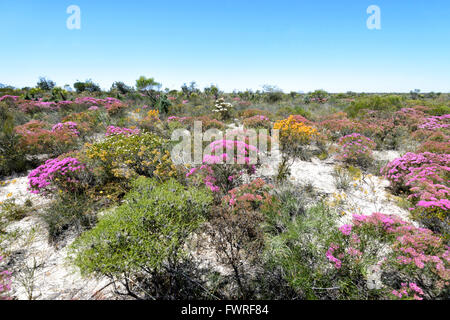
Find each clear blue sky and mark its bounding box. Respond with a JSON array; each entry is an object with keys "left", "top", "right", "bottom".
[{"left": 0, "top": 0, "right": 449, "bottom": 92}]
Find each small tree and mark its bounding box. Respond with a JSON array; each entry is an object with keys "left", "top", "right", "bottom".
[
  {"left": 181, "top": 81, "right": 200, "bottom": 98},
  {"left": 204, "top": 84, "right": 220, "bottom": 99},
  {"left": 36, "top": 77, "right": 56, "bottom": 91},
  {"left": 73, "top": 80, "right": 101, "bottom": 93},
  {"left": 111, "top": 81, "right": 132, "bottom": 95},
  {"left": 136, "top": 76, "right": 161, "bottom": 93}
]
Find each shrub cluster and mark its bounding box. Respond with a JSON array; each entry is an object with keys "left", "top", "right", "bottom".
[
  {"left": 70, "top": 177, "right": 213, "bottom": 299},
  {"left": 336, "top": 133, "right": 376, "bottom": 167}
]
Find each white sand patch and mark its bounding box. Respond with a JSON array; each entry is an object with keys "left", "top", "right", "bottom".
[
  {"left": 1, "top": 174, "right": 116, "bottom": 300},
  {"left": 4, "top": 215, "right": 116, "bottom": 300},
  {"left": 258, "top": 154, "right": 413, "bottom": 224},
  {"left": 373, "top": 150, "right": 402, "bottom": 163},
  {"left": 0, "top": 175, "right": 46, "bottom": 206}
]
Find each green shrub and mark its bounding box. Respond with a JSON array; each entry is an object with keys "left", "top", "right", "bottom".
[
  {"left": 0, "top": 198, "right": 32, "bottom": 222},
  {"left": 0, "top": 106, "right": 28, "bottom": 177},
  {"left": 70, "top": 177, "right": 213, "bottom": 299},
  {"left": 42, "top": 193, "right": 97, "bottom": 243},
  {"left": 264, "top": 202, "right": 346, "bottom": 299},
  {"left": 427, "top": 105, "right": 450, "bottom": 116},
  {"left": 345, "top": 95, "right": 403, "bottom": 118},
  {"left": 331, "top": 165, "right": 352, "bottom": 191}
]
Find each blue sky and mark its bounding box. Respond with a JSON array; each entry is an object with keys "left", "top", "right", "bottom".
[{"left": 0, "top": 0, "right": 449, "bottom": 92}]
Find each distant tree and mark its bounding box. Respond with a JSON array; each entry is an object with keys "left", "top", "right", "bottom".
[
  {"left": 64, "top": 84, "right": 74, "bottom": 92},
  {"left": 309, "top": 89, "right": 328, "bottom": 100},
  {"left": 74, "top": 79, "right": 101, "bottom": 93},
  {"left": 111, "top": 81, "right": 132, "bottom": 94},
  {"left": 0, "top": 83, "right": 15, "bottom": 91},
  {"left": 136, "top": 76, "right": 161, "bottom": 93},
  {"left": 155, "top": 94, "right": 170, "bottom": 114},
  {"left": 51, "top": 87, "right": 69, "bottom": 101},
  {"left": 410, "top": 89, "right": 421, "bottom": 100},
  {"left": 204, "top": 84, "right": 220, "bottom": 99},
  {"left": 36, "top": 77, "right": 56, "bottom": 91},
  {"left": 262, "top": 85, "right": 283, "bottom": 103},
  {"left": 181, "top": 81, "right": 200, "bottom": 98}
]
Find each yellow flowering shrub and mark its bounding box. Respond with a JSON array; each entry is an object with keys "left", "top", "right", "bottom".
[
  {"left": 84, "top": 132, "right": 176, "bottom": 182},
  {"left": 273, "top": 116, "right": 319, "bottom": 181},
  {"left": 138, "top": 109, "right": 162, "bottom": 133},
  {"left": 145, "top": 109, "right": 160, "bottom": 121},
  {"left": 273, "top": 115, "right": 318, "bottom": 145}
]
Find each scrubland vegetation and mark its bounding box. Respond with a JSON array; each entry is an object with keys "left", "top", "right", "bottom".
[{"left": 0, "top": 79, "right": 449, "bottom": 300}]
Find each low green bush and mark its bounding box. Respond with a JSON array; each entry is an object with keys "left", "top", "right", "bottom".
[
  {"left": 0, "top": 106, "right": 28, "bottom": 177},
  {"left": 345, "top": 95, "right": 403, "bottom": 118},
  {"left": 42, "top": 193, "right": 97, "bottom": 243},
  {"left": 69, "top": 177, "right": 213, "bottom": 299},
  {"left": 264, "top": 202, "right": 351, "bottom": 299}
]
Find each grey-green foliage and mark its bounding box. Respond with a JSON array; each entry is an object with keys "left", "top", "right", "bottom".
[
  {"left": 0, "top": 104, "right": 28, "bottom": 177},
  {"left": 70, "top": 177, "right": 213, "bottom": 278},
  {"left": 264, "top": 202, "right": 342, "bottom": 299}
]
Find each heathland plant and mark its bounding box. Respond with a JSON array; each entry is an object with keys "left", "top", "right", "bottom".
[
  {"left": 70, "top": 177, "right": 213, "bottom": 299},
  {"left": 84, "top": 132, "right": 177, "bottom": 182},
  {"left": 273, "top": 115, "right": 318, "bottom": 181}
]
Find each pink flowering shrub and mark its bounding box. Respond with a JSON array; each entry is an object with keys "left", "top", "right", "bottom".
[
  {"left": 18, "top": 100, "right": 60, "bottom": 113},
  {"left": 382, "top": 152, "right": 449, "bottom": 193},
  {"left": 0, "top": 95, "right": 19, "bottom": 104},
  {"left": 336, "top": 133, "right": 376, "bottom": 166},
  {"left": 74, "top": 97, "right": 121, "bottom": 106},
  {"left": 390, "top": 282, "right": 425, "bottom": 300},
  {"left": 327, "top": 212, "right": 450, "bottom": 299},
  {"left": 417, "top": 140, "right": 450, "bottom": 154},
  {"left": 4, "top": 97, "right": 122, "bottom": 114},
  {"left": 105, "top": 126, "right": 140, "bottom": 136},
  {"left": 222, "top": 178, "right": 276, "bottom": 214},
  {"left": 416, "top": 131, "right": 450, "bottom": 154},
  {"left": 28, "top": 157, "right": 88, "bottom": 195},
  {"left": 52, "top": 121, "right": 80, "bottom": 136},
  {"left": 419, "top": 114, "right": 450, "bottom": 130},
  {"left": 394, "top": 107, "right": 427, "bottom": 131},
  {"left": 382, "top": 152, "right": 450, "bottom": 237},
  {"left": 0, "top": 256, "right": 11, "bottom": 300},
  {"left": 15, "top": 120, "right": 78, "bottom": 155},
  {"left": 186, "top": 140, "right": 259, "bottom": 193},
  {"left": 319, "top": 116, "right": 364, "bottom": 140},
  {"left": 243, "top": 115, "right": 272, "bottom": 130},
  {"left": 104, "top": 102, "right": 127, "bottom": 116}
]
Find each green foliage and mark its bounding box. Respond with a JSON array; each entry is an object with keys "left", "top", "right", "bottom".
[
  {"left": 262, "top": 85, "right": 283, "bottom": 103},
  {"left": 309, "top": 89, "right": 328, "bottom": 100},
  {"left": 136, "top": 76, "right": 161, "bottom": 92},
  {"left": 70, "top": 177, "right": 212, "bottom": 279},
  {"left": 0, "top": 198, "right": 32, "bottom": 223},
  {"left": 36, "top": 77, "right": 56, "bottom": 91},
  {"left": 264, "top": 202, "right": 344, "bottom": 299},
  {"left": 155, "top": 94, "right": 170, "bottom": 114},
  {"left": 73, "top": 80, "right": 101, "bottom": 93},
  {"left": 331, "top": 165, "right": 352, "bottom": 191},
  {"left": 50, "top": 87, "right": 68, "bottom": 101},
  {"left": 345, "top": 95, "right": 403, "bottom": 118},
  {"left": 0, "top": 106, "right": 28, "bottom": 177},
  {"left": 42, "top": 192, "right": 97, "bottom": 243},
  {"left": 427, "top": 105, "right": 450, "bottom": 116},
  {"left": 111, "top": 81, "right": 133, "bottom": 95}
]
